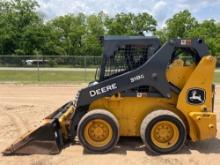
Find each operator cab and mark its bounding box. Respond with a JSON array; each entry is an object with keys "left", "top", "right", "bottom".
[{"left": 95, "top": 36, "right": 161, "bottom": 82}]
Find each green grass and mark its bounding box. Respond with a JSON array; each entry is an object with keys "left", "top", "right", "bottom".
[
  {"left": 214, "top": 72, "right": 220, "bottom": 83},
  {"left": 1, "top": 70, "right": 220, "bottom": 84},
  {"left": 0, "top": 70, "right": 96, "bottom": 83}
]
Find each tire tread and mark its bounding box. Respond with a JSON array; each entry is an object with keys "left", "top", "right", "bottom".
[{"left": 140, "top": 110, "right": 186, "bottom": 154}]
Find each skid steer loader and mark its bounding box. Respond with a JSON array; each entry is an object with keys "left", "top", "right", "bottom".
[{"left": 3, "top": 36, "right": 217, "bottom": 155}]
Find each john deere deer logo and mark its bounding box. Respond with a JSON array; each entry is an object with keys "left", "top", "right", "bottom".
[{"left": 187, "top": 88, "right": 205, "bottom": 104}]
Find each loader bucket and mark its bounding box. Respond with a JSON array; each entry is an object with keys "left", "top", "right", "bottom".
[
  {"left": 2, "top": 120, "right": 63, "bottom": 155},
  {"left": 2, "top": 101, "right": 76, "bottom": 155}
]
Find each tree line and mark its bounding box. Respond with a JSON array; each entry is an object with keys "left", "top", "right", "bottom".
[{"left": 0, "top": 0, "right": 220, "bottom": 56}]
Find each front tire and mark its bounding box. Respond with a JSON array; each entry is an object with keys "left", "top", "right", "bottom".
[
  {"left": 140, "top": 110, "right": 186, "bottom": 154},
  {"left": 77, "top": 109, "right": 119, "bottom": 153}
]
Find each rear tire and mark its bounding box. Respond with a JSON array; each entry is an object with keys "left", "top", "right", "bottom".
[
  {"left": 140, "top": 110, "right": 186, "bottom": 154},
  {"left": 77, "top": 109, "right": 119, "bottom": 153}
]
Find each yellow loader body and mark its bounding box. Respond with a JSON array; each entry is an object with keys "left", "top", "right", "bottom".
[{"left": 89, "top": 56, "right": 217, "bottom": 141}]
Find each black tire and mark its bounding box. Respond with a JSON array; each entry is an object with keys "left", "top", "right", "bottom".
[
  {"left": 77, "top": 109, "right": 119, "bottom": 153},
  {"left": 140, "top": 110, "right": 186, "bottom": 154}
]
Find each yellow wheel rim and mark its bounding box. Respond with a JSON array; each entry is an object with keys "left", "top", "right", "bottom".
[
  {"left": 84, "top": 119, "right": 113, "bottom": 148},
  {"left": 151, "top": 121, "right": 179, "bottom": 149}
]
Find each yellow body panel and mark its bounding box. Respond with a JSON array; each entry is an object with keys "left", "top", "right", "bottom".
[
  {"left": 88, "top": 56, "right": 217, "bottom": 141},
  {"left": 167, "top": 59, "right": 195, "bottom": 89},
  {"left": 189, "top": 112, "right": 216, "bottom": 140},
  {"left": 177, "top": 56, "right": 217, "bottom": 141},
  {"left": 89, "top": 96, "right": 178, "bottom": 136}
]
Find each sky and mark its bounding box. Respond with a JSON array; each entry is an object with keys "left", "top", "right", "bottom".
[{"left": 37, "top": 0, "right": 220, "bottom": 27}]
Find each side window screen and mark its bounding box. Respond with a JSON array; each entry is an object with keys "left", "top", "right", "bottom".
[{"left": 104, "top": 45, "right": 150, "bottom": 79}]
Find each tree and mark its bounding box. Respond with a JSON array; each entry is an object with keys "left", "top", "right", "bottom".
[
  {"left": 216, "top": 24, "right": 220, "bottom": 56},
  {"left": 82, "top": 12, "right": 105, "bottom": 56},
  {"left": 186, "top": 19, "right": 220, "bottom": 55},
  {"left": 165, "top": 10, "right": 198, "bottom": 39},
  {"left": 106, "top": 12, "right": 157, "bottom": 35},
  {"left": 1, "top": 2, "right": 220, "bottom": 57},
  {"left": 154, "top": 29, "right": 168, "bottom": 43},
  {"left": 0, "top": 0, "right": 43, "bottom": 55},
  {"left": 133, "top": 13, "right": 157, "bottom": 33},
  {"left": 48, "top": 13, "right": 87, "bottom": 55}
]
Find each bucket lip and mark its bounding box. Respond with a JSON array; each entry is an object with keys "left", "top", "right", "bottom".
[
  {"left": 2, "top": 138, "right": 61, "bottom": 156},
  {"left": 2, "top": 148, "right": 14, "bottom": 156},
  {"left": 2, "top": 101, "right": 74, "bottom": 156},
  {"left": 2, "top": 122, "right": 62, "bottom": 156}
]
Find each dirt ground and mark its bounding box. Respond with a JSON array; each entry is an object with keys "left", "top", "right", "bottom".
[{"left": 1, "top": 84, "right": 220, "bottom": 165}]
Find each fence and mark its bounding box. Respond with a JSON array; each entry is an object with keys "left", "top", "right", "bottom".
[
  {"left": 0, "top": 55, "right": 220, "bottom": 83},
  {"left": 0, "top": 55, "right": 102, "bottom": 68},
  {"left": 0, "top": 55, "right": 102, "bottom": 82}
]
